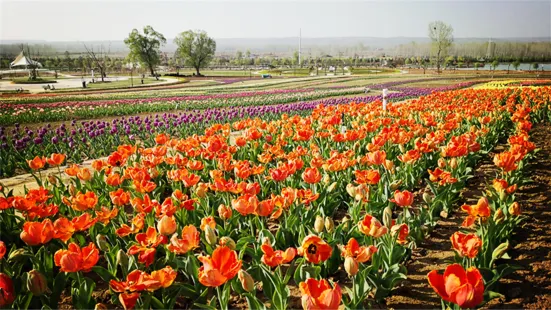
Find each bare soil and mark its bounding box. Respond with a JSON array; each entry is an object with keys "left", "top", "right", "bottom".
[{"left": 386, "top": 123, "right": 551, "bottom": 309}]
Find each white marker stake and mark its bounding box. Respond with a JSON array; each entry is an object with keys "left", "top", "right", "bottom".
[{"left": 382, "top": 88, "right": 388, "bottom": 111}]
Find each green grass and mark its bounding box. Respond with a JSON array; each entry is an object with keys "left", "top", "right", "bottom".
[{"left": 350, "top": 68, "right": 399, "bottom": 75}]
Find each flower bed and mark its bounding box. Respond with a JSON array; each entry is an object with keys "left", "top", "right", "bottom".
[{"left": 0, "top": 86, "right": 548, "bottom": 309}]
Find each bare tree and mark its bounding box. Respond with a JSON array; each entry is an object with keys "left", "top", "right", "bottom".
[
  {"left": 428, "top": 21, "right": 454, "bottom": 73},
  {"left": 83, "top": 44, "right": 109, "bottom": 82}
]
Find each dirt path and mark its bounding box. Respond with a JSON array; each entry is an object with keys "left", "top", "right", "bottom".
[
  {"left": 385, "top": 149, "right": 500, "bottom": 309},
  {"left": 386, "top": 123, "right": 551, "bottom": 309},
  {"left": 484, "top": 124, "right": 551, "bottom": 309}
]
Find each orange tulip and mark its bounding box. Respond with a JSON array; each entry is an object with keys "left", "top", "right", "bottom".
[
  {"left": 231, "top": 194, "right": 259, "bottom": 216},
  {"left": 27, "top": 156, "right": 46, "bottom": 170},
  {"left": 354, "top": 169, "right": 381, "bottom": 185},
  {"left": 149, "top": 266, "right": 178, "bottom": 291},
  {"left": 261, "top": 242, "right": 297, "bottom": 267},
  {"left": 509, "top": 202, "right": 522, "bottom": 216},
  {"left": 299, "top": 278, "right": 342, "bottom": 310},
  {"left": 0, "top": 273, "right": 15, "bottom": 307},
  {"left": 72, "top": 191, "right": 98, "bottom": 211},
  {"left": 119, "top": 292, "right": 140, "bottom": 310},
  {"left": 65, "top": 164, "right": 80, "bottom": 176},
  {"left": 298, "top": 235, "right": 333, "bottom": 264},
  {"left": 106, "top": 173, "right": 123, "bottom": 187},
  {"left": 358, "top": 214, "right": 388, "bottom": 238},
  {"left": 365, "top": 150, "right": 386, "bottom": 166},
  {"left": 110, "top": 189, "right": 131, "bottom": 206},
  {"left": 53, "top": 217, "right": 75, "bottom": 243},
  {"left": 340, "top": 238, "right": 377, "bottom": 263},
  {"left": 198, "top": 246, "right": 242, "bottom": 287},
  {"left": 95, "top": 206, "right": 119, "bottom": 225},
  {"left": 155, "top": 133, "right": 169, "bottom": 145},
  {"left": 492, "top": 179, "right": 517, "bottom": 194},
  {"left": 0, "top": 241, "right": 5, "bottom": 260},
  {"left": 54, "top": 242, "right": 100, "bottom": 273},
  {"left": 20, "top": 219, "right": 54, "bottom": 246},
  {"left": 391, "top": 223, "right": 410, "bottom": 245},
  {"left": 200, "top": 216, "right": 217, "bottom": 231},
  {"left": 77, "top": 168, "right": 92, "bottom": 181},
  {"left": 427, "top": 264, "right": 484, "bottom": 309},
  {"left": 461, "top": 197, "right": 491, "bottom": 227},
  {"left": 46, "top": 153, "right": 66, "bottom": 166},
  {"left": 167, "top": 225, "right": 200, "bottom": 255},
  {"left": 390, "top": 190, "right": 414, "bottom": 207},
  {"left": 450, "top": 232, "right": 482, "bottom": 259},
  {"left": 493, "top": 152, "right": 518, "bottom": 172},
  {"left": 157, "top": 215, "right": 177, "bottom": 236},
  {"left": 128, "top": 227, "right": 168, "bottom": 266},
  {"left": 302, "top": 167, "right": 322, "bottom": 184},
  {"left": 71, "top": 212, "right": 97, "bottom": 231},
  {"left": 217, "top": 204, "right": 233, "bottom": 220}
]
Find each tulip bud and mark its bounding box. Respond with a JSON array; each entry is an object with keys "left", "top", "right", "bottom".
[
  {"left": 8, "top": 248, "right": 27, "bottom": 262},
  {"left": 218, "top": 204, "right": 232, "bottom": 220},
  {"left": 341, "top": 216, "right": 350, "bottom": 231},
  {"left": 96, "top": 234, "right": 110, "bottom": 251},
  {"left": 324, "top": 217, "right": 335, "bottom": 232},
  {"left": 69, "top": 184, "right": 77, "bottom": 196},
  {"left": 398, "top": 144, "right": 406, "bottom": 153},
  {"left": 449, "top": 158, "right": 458, "bottom": 169},
  {"left": 344, "top": 257, "right": 359, "bottom": 277},
  {"left": 383, "top": 206, "right": 393, "bottom": 228},
  {"left": 499, "top": 190, "right": 507, "bottom": 202},
  {"left": 157, "top": 215, "right": 177, "bottom": 236},
  {"left": 116, "top": 249, "right": 129, "bottom": 270},
  {"left": 327, "top": 182, "right": 337, "bottom": 193},
  {"left": 314, "top": 216, "right": 325, "bottom": 233},
  {"left": 346, "top": 183, "right": 356, "bottom": 198},
  {"left": 438, "top": 158, "right": 446, "bottom": 168},
  {"left": 95, "top": 304, "right": 108, "bottom": 310},
  {"left": 492, "top": 241, "right": 509, "bottom": 260},
  {"left": 440, "top": 210, "right": 449, "bottom": 219},
  {"left": 48, "top": 173, "right": 57, "bottom": 185},
  {"left": 219, "top": 236, "right": 236, "bottom": 250},
  {"left": 493, "top": 208, "right": 505, "bottom": 224},
  {"left": 195, "top": 183, "right": 208, "bottom": 198},
  {"left": 384, "top": 160, "right": 395, "bottom": 171},
  {"left": 509, "top": 202, "right": 521, "bottom": 216},
  {"left": 204, "top": 225, "right": 218, "bottom": 245},
  {"left": 422, "top": 192, "right": 433, "bottom": 204},
  {"left": 420, "top": 225, "right": 429, "bottom": 236},
  {"left": 238, "top": 270, "right": 255, "bottom": 292},
  {"left": 27, "top": 270, "right": 48, "bottom": 296},
  {"left": 323, "top": 174, "right": 331, "bottom": 185},
  {"left": 261, "top": 237, "right": 271, "bottom": 245},
  {"left": 390, "top": 180, "right": 402, "bottom": 191}
]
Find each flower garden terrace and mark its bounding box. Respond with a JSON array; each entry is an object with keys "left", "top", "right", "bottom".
[
  {"left": 0, "top": 86, "right": 548, "bottom": 309},
  {"left": 0, "top": 79, "right": 485, "bottom": 127},
  {"left": 0, "top": 85, "right": 477, "bottom": 178}
]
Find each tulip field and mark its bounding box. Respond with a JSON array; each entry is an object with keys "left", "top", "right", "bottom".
[{"left": 0, "top": 76, "right": 551, "bottom": 309}]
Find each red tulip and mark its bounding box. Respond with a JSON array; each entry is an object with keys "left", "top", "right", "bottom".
[{"left": 427, "top": 264, "right": 484, "bottom": 309}]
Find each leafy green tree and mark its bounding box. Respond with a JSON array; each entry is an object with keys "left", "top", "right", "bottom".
[
  {"left": 512, "top": 59, "right": 521, "bottom": 70},
  {"left": 491, "top": 59, "right": 499, "bottom": 71},
  {"left": 532, "top": 62, "right": 539, "bottom": 71},
  {"left": 174, "top": 30, "right": 216, "bottom": 76},
  {"left": 124, "top": 25, "right": 166, "bottom": 77},
  {"left": 428, "top": 21, "right": 454, "bottom": 73}
]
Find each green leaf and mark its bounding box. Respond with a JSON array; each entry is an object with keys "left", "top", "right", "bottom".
[
  {"left": 150, "top": 296, "right": 166, "bottom": 309},
  {"left": 92, "top": 266, "right": 115, "bottom": 282}
]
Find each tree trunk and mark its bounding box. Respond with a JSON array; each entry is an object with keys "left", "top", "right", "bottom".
[
  {"left": 149, "top": 66, "right": 156, "bottom": 79},
  {"left": 195, "top": 66, "right": 201, "bottom": 76}
]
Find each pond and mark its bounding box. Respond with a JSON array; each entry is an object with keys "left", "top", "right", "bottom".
[{"left": 457, "top": 63, "right": 549, "bottom": 71}]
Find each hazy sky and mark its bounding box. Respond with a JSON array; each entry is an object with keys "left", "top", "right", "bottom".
[{"left": 1, "top": 0, "right": 550, "bottom": 41}]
